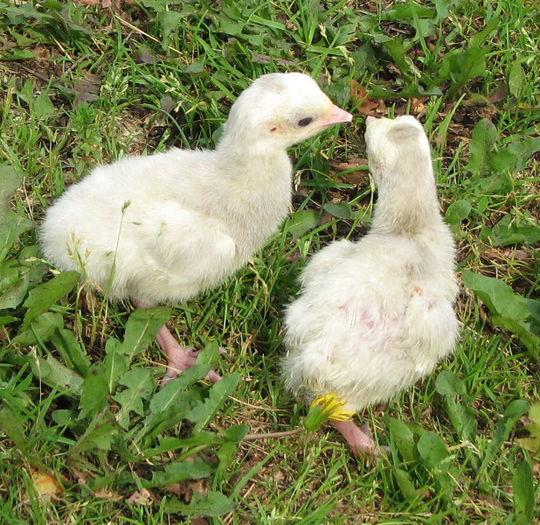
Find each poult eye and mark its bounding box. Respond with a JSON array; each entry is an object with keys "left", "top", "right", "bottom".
[{"left": 297, "top": 117, "right": 313, "bottom": 127}]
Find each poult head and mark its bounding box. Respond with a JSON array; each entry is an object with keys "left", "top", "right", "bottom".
[
  {"left": 220, "top": 72, "right": 352, "bottom": 153},
  {"left": 364, "top": 115, "right": 432, "bottom": 186}
]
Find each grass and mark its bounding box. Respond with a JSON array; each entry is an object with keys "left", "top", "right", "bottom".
[{"left": 0, "top": 0, "right": 539, "bottom": 523}]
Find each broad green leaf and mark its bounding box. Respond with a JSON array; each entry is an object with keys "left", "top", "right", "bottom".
[
  {"left": 139, "top": 391, "right": 200, "bottom": 443},
  {"left": 79, "top": 364, "right": 109, "bottom": 418},
  {"left": 143, "top": 432, "right": 220, "bottom": 458},
  {"left": 394, "top": 467, "right": 416, "bottom": 499},
  {"left": 417, "top": 432, "right": 449, "bottom": 469},
  {"left": 34, "top": 92, "right": 55, "bottom": 119},
  {"left": 380, "top": 3, "right": 436, "bottom": 20},
  {"left": 488, "top": 215, "right": 540, "bottom": 246},
  {"left": 196, "top": 340, "right": 221, "bottom": 366},
  {"left": 148, "top": 460, "right": 212, "bottom": 487},
  {"left": 286, "top": 210, "right": 319, "bottom": 238},
  {"left": 69, "top": 411, "right": 118, "bottom": 456},
  {"left": 466, "top": 118, "right": 497, "bottom": 175},
  {"left": 29, "top": 353, "right": 83, "bottom": 395},
  {"left": 113, "top": 367, "right": 154, "bottom": 429},
  {"left": 323, "top": 202, "right": 353, "bottom": 220},
  {"left": 435, "top": 371, "right": 466, "bottom": 396},
  {"left": 387, "top": 417, "right": 416, "bottom": 462},
  {"left": 0, "top": 165, "right": 34, "bottom": 260},
  {"left": 12, "top": 312, "right": 64, "bottom": 345},
  {"left": 163, "top": 491, "right": 235, "bottom": 517},
  {"left": 513, "top": 461, "right": 534, "bottom": 525},
  {"left": 22, "top": 271, "right": 80, "bottom": 329},
  {"left": 119, "top": 306, "right": 171, "bottom": 356},
  {"left": 216, "top": 441, "right": 238, "bottom": 480},
  {"left": 444, "top": 397, "right": 477, "bottom": 442},
  {"left": 103, "top": 338, "right": 128, "bottom": 392},
  {"left": 0, "top": 262, "right": 29, "bottom": 309},
  {"left": 224, "top": 424, "right": 249, "bottom": 442},
  {"left": 149, "top": 364, "right": 211, "bottom": 414},
  {"left": 190, "top": 373, "right": 241, "bottom": 433},
  {"left": 508, "top": 61, "right": 524, "bottom": 99},
  {"left": 51, "top": 328, "right": 91, "bottom": 376},
  {"left": 462, "top": 270, "right": 529, "bottom": 321},
  {"left": 444, "top": 199, "right": 472, "bottom": 224}
]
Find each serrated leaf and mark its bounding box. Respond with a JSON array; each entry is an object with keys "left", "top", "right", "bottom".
[
  {"left": 148, "top": 460, "right": 212, "bottom": 487},
  {"left": 462, "top": 270, "right": 529, "bottom": 321},
  {"left": 189, "top": 373, "right": 240, "bottom": 433},
  {"left": 119, "top": 306, "right": 171, "bottom": 356},
  {"left": 513, "top": 461, "right": 534, "bottom": 525},
  {"left": 22, "top": 271, "right": 80, "bottom": 329},
  {"left": 69, "top": 411, "right": 118, "bottom": 456},
  {"left": 51, "top": 328, "right": 91, "bottom": 376},
  {"left": 103, "top": 338, "right": 128, "bottom": 393},
  {"left": 163, "top": 491, "right": 235, "bottom": 517},
  {"left": 113, "top": 368, "right": 154, "bottom": 429},
  {"left": 143, "top": 432, "right": 220, "bottom": 458},
  {"left": 435, "top": 370, "right": 467, "bottom": 396},
  {"left": 149, "top": 364, "right": 211, "bottom": 414},
  {"left": 30, "top": 353, "right": 83, "bottom": 395},
  {"left": 466, "top": 118, "right": 497, "bottom": 175}
]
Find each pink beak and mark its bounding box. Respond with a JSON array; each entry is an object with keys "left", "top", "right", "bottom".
[{"left": 319, "top": 104, "right": 353, "bottom": 127}]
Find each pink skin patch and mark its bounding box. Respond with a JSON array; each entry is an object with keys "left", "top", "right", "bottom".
[{"left": 331, "top": 419, "right": 376, "bottom": 456}]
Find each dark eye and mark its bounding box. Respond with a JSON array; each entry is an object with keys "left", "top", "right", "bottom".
[{"left": 297, "top": 117, "right": 313, "bottom": 127}]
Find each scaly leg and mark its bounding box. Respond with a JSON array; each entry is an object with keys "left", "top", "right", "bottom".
[{"left": 331, "top": 419, "right": 376, "bottom": 456}]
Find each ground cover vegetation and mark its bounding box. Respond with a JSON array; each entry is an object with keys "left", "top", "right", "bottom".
[{"left": 0, "top": 0, "right": 538, "bottom": 523}]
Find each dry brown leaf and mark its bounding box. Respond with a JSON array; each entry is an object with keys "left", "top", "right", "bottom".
[
  {"left": 349, "top": 80, "right": 380, "bottom": 116},
  {"left": 126, "top": 488, "right": 154, "bottom": 506},
  {"left": 94, "top": 488, "right": 123, "bottom": 501}
]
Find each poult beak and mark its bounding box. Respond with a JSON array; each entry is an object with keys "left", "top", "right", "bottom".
[{"left": 319, "top": 104, "right": 353, "bottom": 127}]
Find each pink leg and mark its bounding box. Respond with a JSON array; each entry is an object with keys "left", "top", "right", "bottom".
[
  {"left": 156, "top": 325, "right": 222, "bottom": 386},
  {"left": 331, "top": 419, "right": 376, "bottom": 456}
]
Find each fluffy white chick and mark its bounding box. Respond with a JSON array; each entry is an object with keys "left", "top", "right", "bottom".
[
  {"left": 282, "top": 115, "right": 458, "bottom": 455},
  {"left": 41, "top": 72, "right": 352, "bottom": 384}
]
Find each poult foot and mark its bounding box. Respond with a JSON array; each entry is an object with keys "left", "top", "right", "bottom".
[
  {"left": 331, "top": 419, "right": 376, "bottom": 457},
  {"left": 156, "top": 325, "right": 222, "bottom": 386}
]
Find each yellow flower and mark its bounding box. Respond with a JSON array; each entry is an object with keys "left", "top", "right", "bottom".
[{"left": 311, "top": 394, "right": 355, "bottom": 422}]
